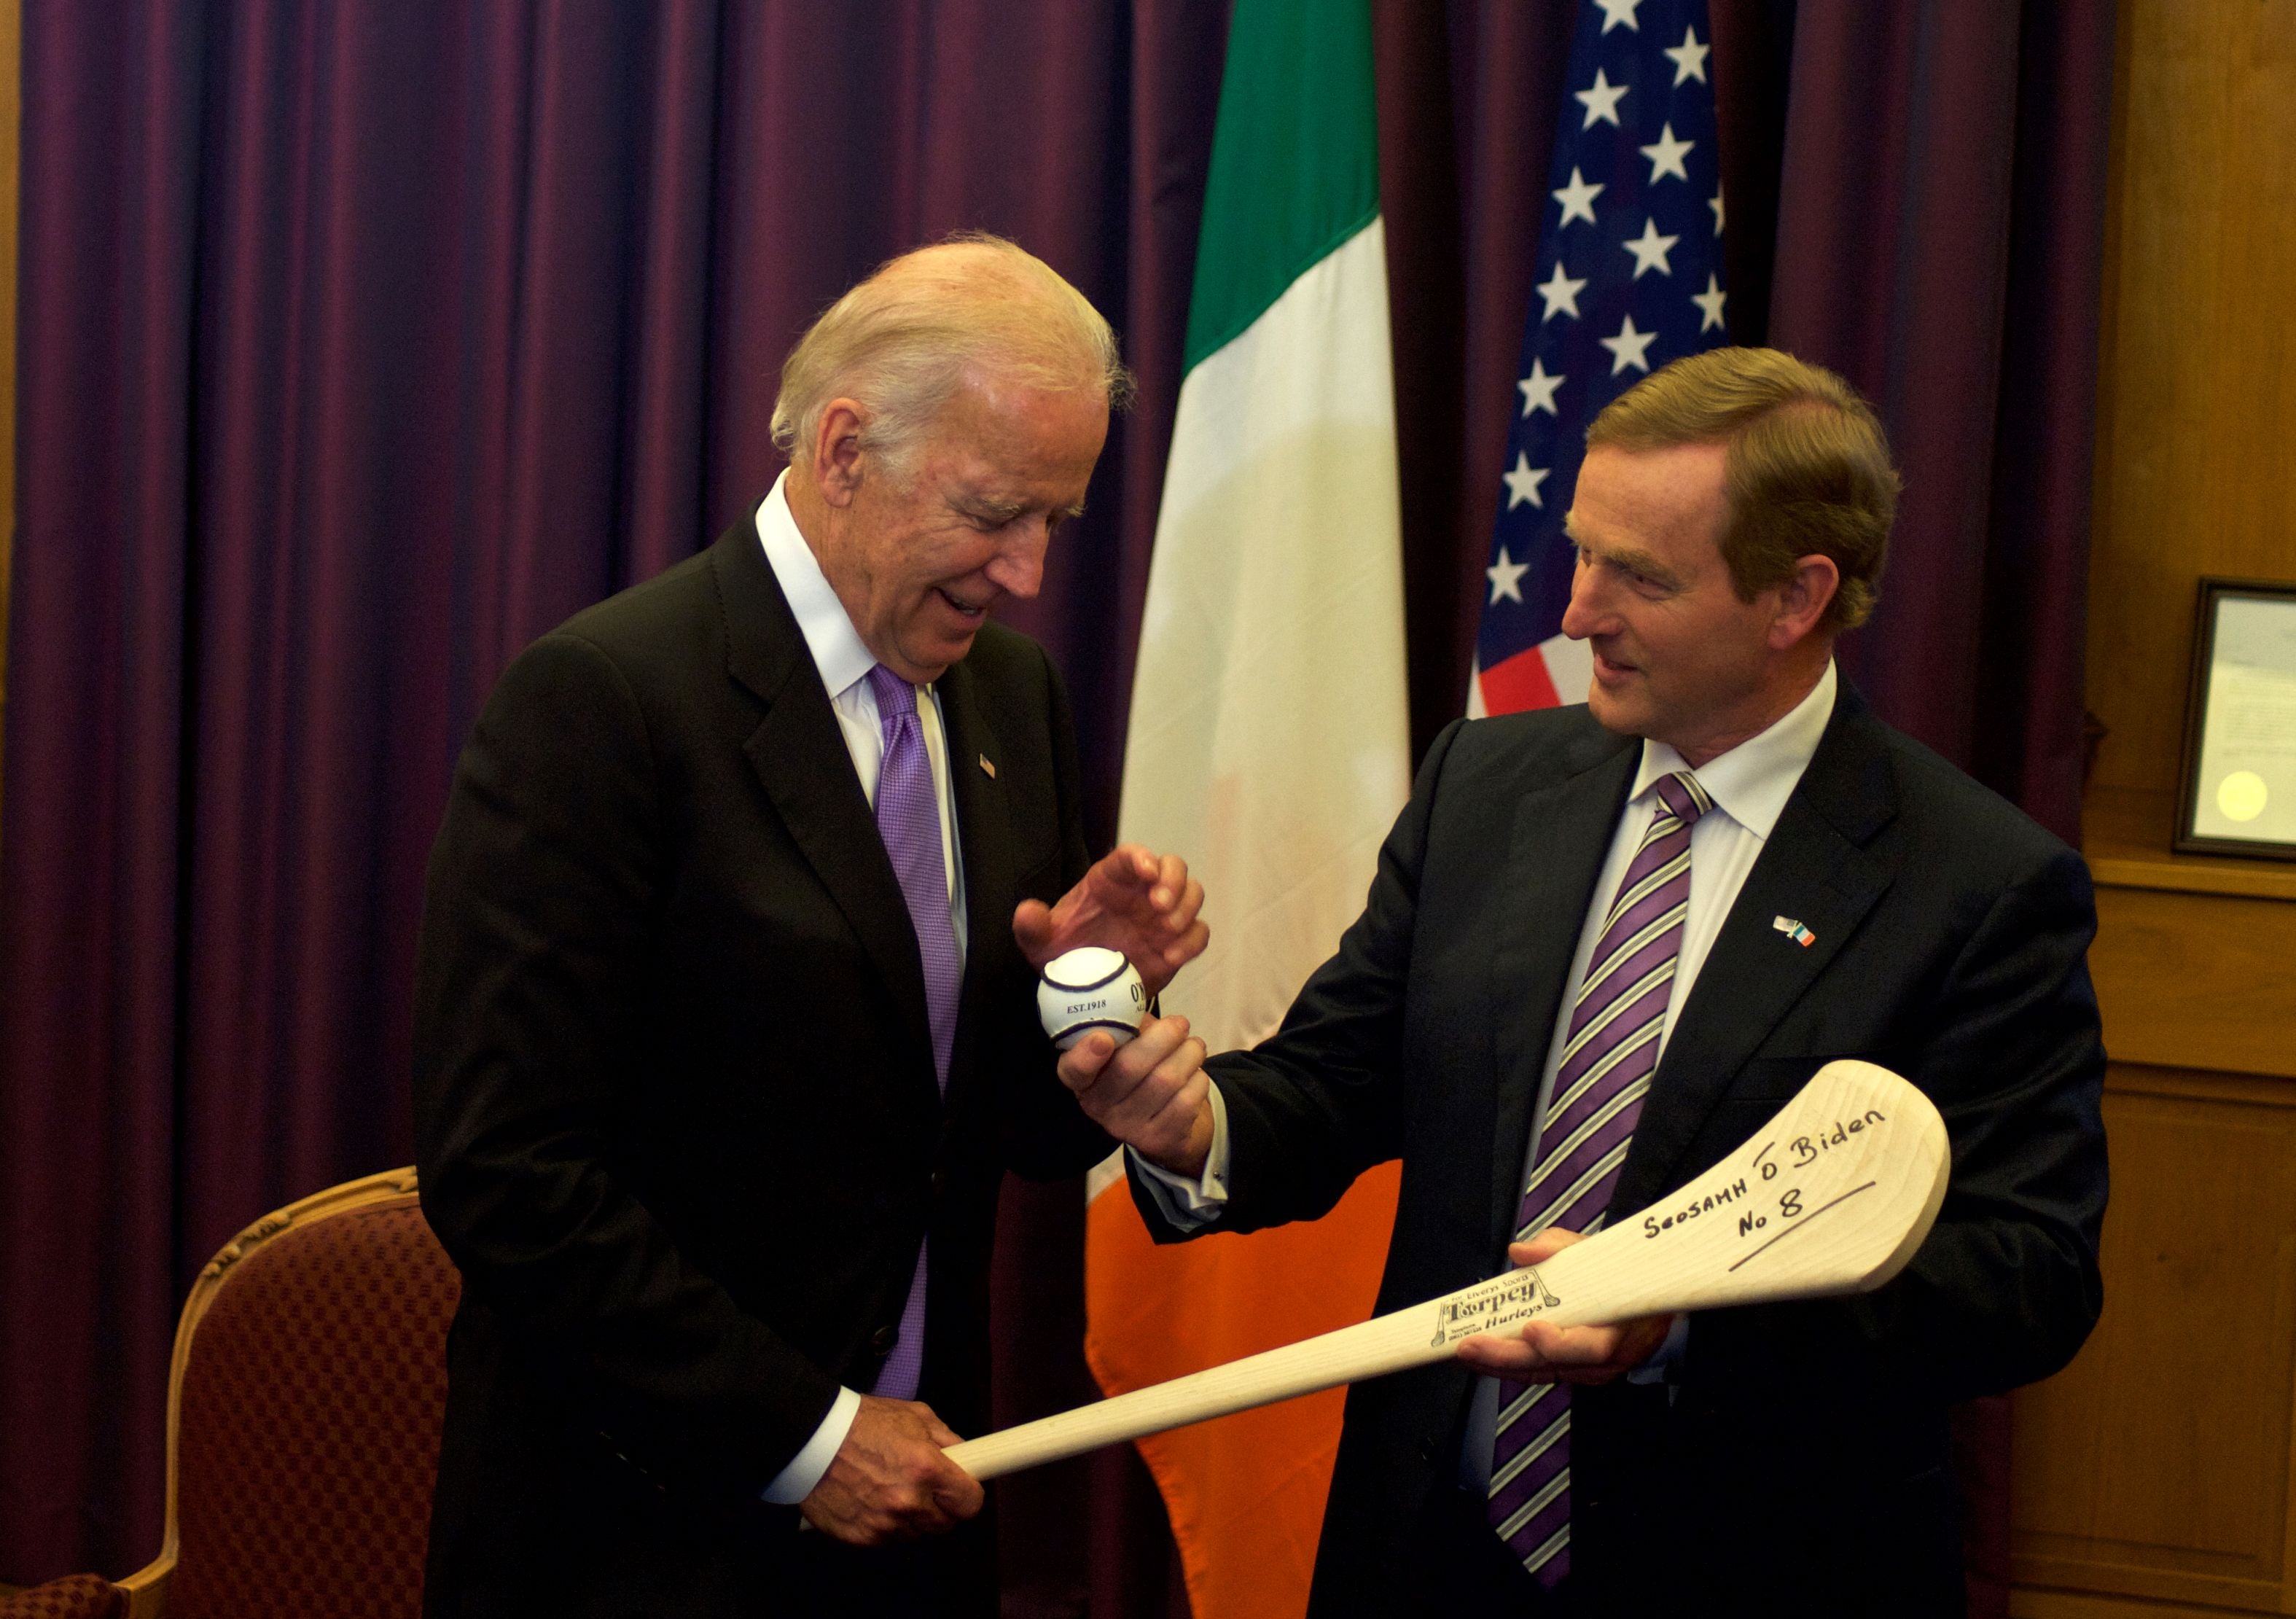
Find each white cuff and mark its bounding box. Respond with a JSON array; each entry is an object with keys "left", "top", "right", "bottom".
[
  {"left": 762, "top": 1384, "right": 862, "bottom": 1504},
  {"left": 1128, "top": 1082, "right": 1233, "bottom": 1230}
]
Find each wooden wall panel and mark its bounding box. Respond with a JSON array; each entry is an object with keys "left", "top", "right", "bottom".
[
  {"left": 2016, "top": 1593, "right": 2293, "bottom": 1619},
  {"left": 2015, "top": 1070, "right": 2296, "bottom": 1611},
  {"left": 2083, "top": 0, "right": 2296, "bottom": 818},
  {"left": 2088, "top": 885, "right": 2296, "bottom": 1079},
  {"left": 2015, "top": 3, "right": 2296, "bottom": 1615}
]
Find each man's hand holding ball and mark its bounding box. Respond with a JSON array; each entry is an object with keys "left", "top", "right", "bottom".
[{"left": 1041, "top": 946, "right": 1214, "bottom": 1179}]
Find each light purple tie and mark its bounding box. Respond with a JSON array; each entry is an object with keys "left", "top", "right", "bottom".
[
  {"left": 864, "top": 665, "right": 961, "bottom": 1403},
  {"left": 1488, "top": 770, "right": 1711, "bottom": 1584}
]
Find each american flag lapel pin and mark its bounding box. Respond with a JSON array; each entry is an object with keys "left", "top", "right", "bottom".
[
  {"left": 1771, "top": 915, "right": 1816, "bottom": 948},
  {"left": 978, "top": 754, "right": 996, "bottom": 779}
]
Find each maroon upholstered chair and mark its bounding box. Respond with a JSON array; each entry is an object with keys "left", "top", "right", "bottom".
[
  {"left": 0, "top": 1575, "right": 123, "bottom": 1619},
  {"left": 1, "top": 1170, "right": 461, "bottom": 1619}
]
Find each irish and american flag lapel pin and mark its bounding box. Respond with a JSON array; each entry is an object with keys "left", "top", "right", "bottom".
[{"left": 1772, "top": 915, "right": 1816, "bottom": 948}]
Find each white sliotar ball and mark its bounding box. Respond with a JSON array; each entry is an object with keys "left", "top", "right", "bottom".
[{"left": 1037, "top": 946, "right": 1147, "bottom": 1050}]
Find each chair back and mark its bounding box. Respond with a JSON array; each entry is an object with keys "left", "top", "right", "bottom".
[{"left": 130, "top": 1171, "right": 459, "bottom": 1619}]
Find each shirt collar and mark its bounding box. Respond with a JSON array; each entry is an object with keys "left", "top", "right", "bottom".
[
  {"left": 1629, "top": 660, "right": 1837, "bottom": 841},
  {"left": 755, "top": 470, "right": 878, "bottom": 701}
]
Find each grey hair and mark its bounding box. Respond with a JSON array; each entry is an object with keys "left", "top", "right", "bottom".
[{"left": 769, "top": 232, "right": 1134, "bottom": 481}]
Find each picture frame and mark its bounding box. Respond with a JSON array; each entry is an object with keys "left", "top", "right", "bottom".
[{"left": 2174, "top": 577, "right": 2296, "bottom": 859}]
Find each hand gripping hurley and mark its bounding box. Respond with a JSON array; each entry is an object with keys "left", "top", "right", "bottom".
[{"left": 948, "top": 1059, "right": 1948, "bottom": 1480}]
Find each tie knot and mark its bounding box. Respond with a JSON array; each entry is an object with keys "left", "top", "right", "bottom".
[
  {"left": 866, "top": 663, "right": 919, "bottom": 722},
  {"left": 1653, "top": 771, "right": 1711, "bottom": 829}
]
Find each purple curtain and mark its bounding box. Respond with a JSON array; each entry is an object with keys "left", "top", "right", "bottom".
[
  {"left": 0, "top": 1, "right": 2110, "bottom": 1610},
  {"left": 1768, "top": 0, "right": 2114, "bottom": 848},
  {"left": 0, "top": 2, "right": 1224, "bottom": 1598}
]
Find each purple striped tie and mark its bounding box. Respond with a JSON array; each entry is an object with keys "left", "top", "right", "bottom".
[
  {"left": 1487, "top": 770, "right": 1711, "bottom": 1584},
  {"left": 864, "top": 665, "right": 962, "bottom": 1403}
]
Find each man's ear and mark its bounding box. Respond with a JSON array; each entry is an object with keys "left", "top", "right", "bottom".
[
  {"left": 1768, "top": 554, "right": 1840, "bottom": 649},
  {"left": 810, "top": 399, "right": 868, "bottom": 510}
]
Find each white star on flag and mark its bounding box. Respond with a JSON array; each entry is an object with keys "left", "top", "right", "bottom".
[
  {"left": 1600, "top": 313, "right": 1659, "bottom": 375},
  {"left": 1486, "top": 545, "right": 1530, "bottom": 604},
  {"left": 1709, "top": 187, "right": 1726, "bottom": 235},
  {"left": 1536, "top": 261, "right": 1588, "bottom": 320},
  {"left": 1517, "top": 357, "right": 1566, "bottom": 417},
  {"left": 1574, "top": 68, "right": 1629, "bottom": 130},
  {"left": 1639, "top": 123, "right": 1694, "bottom": 184},
  {"left": 1664, "top": 25, "right": 1710, "bottom": 84},
  {"left": 1692, "top": 273, "right": 1727, "bottom": 332},
  {"left": 1594, "top": 0, "right": 1644, "bottom": 35},
  {"left": 1623, "top": 217, "right": 1680, "bottom": 278},
  {"left": 1552, "top": 166, "right": 1605, "bottom": 227},
  {"left": 1502, "top": 453, "right": 1550, "bottom": 510}
]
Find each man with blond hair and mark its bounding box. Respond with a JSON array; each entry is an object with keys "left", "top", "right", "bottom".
[
  {"left": 1069, "top": 348, "right": 2107, "bottom": 1614},
  {"left": 414, "top": 235, "right": 1206, "bottom": 1615}
]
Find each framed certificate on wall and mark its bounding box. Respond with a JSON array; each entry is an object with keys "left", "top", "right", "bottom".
[{"left": 2176, "top": 578, "right": 2296, "bottom": 859}]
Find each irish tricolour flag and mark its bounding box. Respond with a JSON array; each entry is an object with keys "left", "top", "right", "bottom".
[{"left": 1086, "top": 1, "right": 1411, "bottom": 1615}]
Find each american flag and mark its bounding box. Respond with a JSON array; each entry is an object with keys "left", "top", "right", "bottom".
[{"left": 1469, "top": 0, "right": 1729, "bottom": 717}]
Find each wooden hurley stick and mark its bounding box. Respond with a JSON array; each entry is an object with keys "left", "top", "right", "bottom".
[{"left": 948, "top": 1059, "right": 1948, "bottom": 1481}]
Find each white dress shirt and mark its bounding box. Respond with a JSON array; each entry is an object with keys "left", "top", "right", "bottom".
[
  {"left": 752, "top": 470, "right": 967, "bottom": 1505},
  {"left": 1134, "top": 662, "right": 1839, "bottom": 1488}
]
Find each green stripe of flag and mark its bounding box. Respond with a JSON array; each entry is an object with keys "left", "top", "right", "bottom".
[{"left": 1182, "top": 0, "right": 1382, "bottom": 371}]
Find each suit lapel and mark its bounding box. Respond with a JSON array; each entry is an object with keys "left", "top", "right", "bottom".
[
  {"left": 934, "top": 659, "right": 1012, "bottom": 1117},
  {"left": 1611, "top": 690, "right": 1899, "bottom": 1213},
  {"left": 1485, "top": 725, "right": 1639, "bottom": 1252},
  {"left": 712, "top": 523, "right": 935, "bottom": 1085}
]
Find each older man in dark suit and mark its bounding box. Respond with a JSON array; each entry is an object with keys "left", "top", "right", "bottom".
[
  {"left": 413, "top": 235, "right": 1206, "bottom": 1616},
  {"left": 1069, "top": 348, "right": 2107, "bottom": 1617}
]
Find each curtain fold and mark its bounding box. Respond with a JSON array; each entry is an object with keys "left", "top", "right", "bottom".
[
  {"left": 1, "top": 4, "right": 2112, "bottom": 1609},
  {"left": 1769, "top": 1, "right": 2113, "bottom": 843},
  {"left": 1, "top": 1, "right": 204, "bottom": 1572}
]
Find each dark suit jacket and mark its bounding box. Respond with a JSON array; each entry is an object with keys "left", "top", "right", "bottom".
[
  {"left": 1147, "top": 689, "right": 2107, "bottom": 1618},
  {"left": 413, "top": 518, "right": 1112, "bottom": 1616}
]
